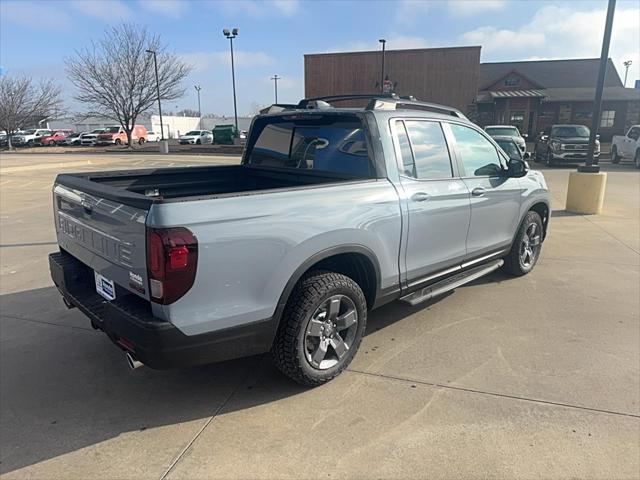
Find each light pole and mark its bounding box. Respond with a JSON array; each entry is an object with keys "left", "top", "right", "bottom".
[
  {"left": 271, "top": 75, "right": 281, "bottom": 103},
  {"left": 223, "top": 28, "right": 239, "bottom": 132},
  {"left": 379, "top": 39, "right": 386, "bottom": 94},
  {"left": 194, "top": 85, "right": 202, "bottom": 129},
  {"left": 579, "top": 0, "right": 616, "bottom": 173},
  {"left": 623, "top": 60, "right": 632, "bottom": 87},
  {"left": 146, "top": 49, "right": 164, "bottom": 140}
]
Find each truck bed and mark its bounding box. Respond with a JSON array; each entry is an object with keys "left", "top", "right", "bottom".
[{"left": 57, "top": 164, "right": 362, "bottom": 205}]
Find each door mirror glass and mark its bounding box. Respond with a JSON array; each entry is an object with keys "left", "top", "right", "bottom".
[{"left": 507, "top": 158, "right": 528, "bottom": 177}]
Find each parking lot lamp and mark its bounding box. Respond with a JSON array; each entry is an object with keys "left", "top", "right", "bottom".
[
  {"left": 271, "top": 75, "right": 281, "bottom": 103},
  {"left": 194, "top": 85, "right": 202, "bottom": 129},
  {"left": 623, "top": 60, "right": 632, "bottom": 87},
  {"left": 146, "top": 49, "right": 164, "bottom": 140},
  {"left": 379, "top": 39, "right": 386, "bottom": 94},
  {"left": 223, "top": 28, "right": 239, "bottom": 132}
]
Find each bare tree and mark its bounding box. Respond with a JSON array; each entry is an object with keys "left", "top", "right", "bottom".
[
  {"left": 66, "top": 23, "right": 192, "bottom": 147},
  {"left": 0, "top": 76, "right": 63, "bottom": 149}
]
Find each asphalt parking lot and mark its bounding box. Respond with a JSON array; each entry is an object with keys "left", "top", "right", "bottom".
[{"left": 1, "top": 153, "right": 638, "bottom": 479}]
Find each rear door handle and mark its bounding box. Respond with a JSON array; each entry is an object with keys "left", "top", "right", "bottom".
[
  {"left": 471, "top": 187, "right": 486, "bottom": 196},
  {"left": 411, "top": 192, "right": 430, "bottom": 202}
]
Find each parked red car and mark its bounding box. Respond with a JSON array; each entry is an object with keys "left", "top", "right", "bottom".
[{"left": 37, "top": 130, "right": 74, "bottom": 146}]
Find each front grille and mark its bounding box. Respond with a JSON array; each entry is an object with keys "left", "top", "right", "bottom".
[{"left": 564, "top": 144, "right": 588, "bottom": 151}]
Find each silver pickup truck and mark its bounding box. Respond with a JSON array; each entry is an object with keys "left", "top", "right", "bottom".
[{"left": 49, "top": 94, "right": 550, "bottom": 386}]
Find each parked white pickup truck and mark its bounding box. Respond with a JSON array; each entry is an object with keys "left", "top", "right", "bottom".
[{"left": 611, "top": 125, "right": 640, "bottom": 168}]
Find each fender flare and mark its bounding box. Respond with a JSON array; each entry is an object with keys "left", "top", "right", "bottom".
[{"left": 270, "top": 244, "right": 382, "bottom": 329}]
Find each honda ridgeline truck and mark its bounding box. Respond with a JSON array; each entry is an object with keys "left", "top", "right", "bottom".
[{"left": 49, "top": 94, "right": 551, "bottom": 386}]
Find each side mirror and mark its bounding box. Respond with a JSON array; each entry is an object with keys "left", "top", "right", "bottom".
[
  {"left": 521, "top": 133, "right": 528, "bottom": 139},
  {"left": 507, "top": 158, "right": 528, "bottom": 178},
  {"left": 596, "top": 134, "right": 600, "bottom": 140},
  {"left": 523, "top": 151, "right": 530, "bottom": 160},
  {"left": 541, "top": 135, "right": 548, "bottom": 141}
]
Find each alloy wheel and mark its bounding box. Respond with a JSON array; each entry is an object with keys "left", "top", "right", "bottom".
[
  {"left": 304, "top": 295, "right": 358, "bottom": 370},
  {"left": 519, "top": 222, "right": 541, "bottom": 268}
]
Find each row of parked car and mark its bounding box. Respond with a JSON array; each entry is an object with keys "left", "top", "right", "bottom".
[{"left": 1, "top": 125, "right": 161, "bottom": 148}]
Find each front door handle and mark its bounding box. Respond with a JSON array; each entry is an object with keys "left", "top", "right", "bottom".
[
  {"left": 471, "top": 187, "right": 486, "bottom": 196},
  {"left": 411, "top": 192, "right": 430, "bottom": 202}
]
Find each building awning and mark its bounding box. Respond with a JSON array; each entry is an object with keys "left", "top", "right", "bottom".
[{"left": 489, "top": 89, "right": 546, "bottom": 98}]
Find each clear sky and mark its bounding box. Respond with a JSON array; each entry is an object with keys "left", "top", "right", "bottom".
[{"left": 1, "top": 0, "right": 639, "bottom": 117}]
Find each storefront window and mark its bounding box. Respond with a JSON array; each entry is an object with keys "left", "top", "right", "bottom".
[
  {"left": 509, "top": 111, "right": 525, "bottom": 131},
  {"left": 600, "top": 110, "right": 615, "bottom": 128}
]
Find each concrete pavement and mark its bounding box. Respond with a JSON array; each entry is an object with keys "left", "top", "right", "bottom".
[{"left": 0, "top": 153, "right": 638, "bottom": 479}]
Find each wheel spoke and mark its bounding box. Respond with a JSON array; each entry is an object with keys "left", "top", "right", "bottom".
[
  {"left": 530, "top": 235, "right": 541, "bottom": 247},
  {"left": 336, "top": 309, "right": 357, "bottom": 330},
  {"left": 529, "top": 223, "right": 537, "bottom": 237},
  {"left": 311, "top": 338, "right": 329, "bottom": 366},
  {"left": 330, "top": 334, "right": 348, "bottom": 359},
  {"left": 307, "top": 319, "right": 324, "bottom": 337},
  {"left": 327, "top": 297, "right": 341, "bottom": 320}
]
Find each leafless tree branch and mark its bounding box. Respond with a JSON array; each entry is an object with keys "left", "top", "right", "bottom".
[{"left": 65, "top": 23, "right": 192, "bottom": 147}]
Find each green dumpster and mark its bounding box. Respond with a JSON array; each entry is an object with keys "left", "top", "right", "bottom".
[{"left": 212, "top": 124, "right": 239, "bottom": 145}]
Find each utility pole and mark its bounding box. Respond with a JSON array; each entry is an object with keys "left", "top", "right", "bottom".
[
  {"left": 623, "top": 60, "right": 632, "bottom": 87},
  {"left": 579, "top": 0, "right": 616, "bottom": 173},
  {"left": 271, "top": 75, "right": 281, "bottom": 103},
  {"left": 223, "top": 28, "right": 239, "bottom": 132},
  {"left": 194, "top": 85, "right": 202, "bottom": 129},
  {"left": 379, "top": 39, "right": 386, "bottom": 94},
  {"left": 146, "top": 49, "right": 164, "bottom": 140}
]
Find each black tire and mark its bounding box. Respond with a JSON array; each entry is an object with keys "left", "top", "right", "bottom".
[
  {"left": 533, "top": 147, "right": 541, "bottom": 163},
  {"left": 272, "top": 271, "right": 367, "bottom": 386},
  {"left": 545, "top": 151, "right": 555, "bottom": 167},
  {"left": 503, "top": 211, "right": 544, "bottom": 277},
  {"left": 138, "top": 137, "right": 145, "bottom": 145},
  {"left": 196, "top": 139, "right": 201, "bottom": 145},
  {"left": 611, "top": 145, "right": 620, "bottom": 164},
  {"left": 48, "top": 140, "right": 55, "bottom": 146},
  {"left": 634, "top": 149, "right": 640, "bottom": 169},
  {"left": 115, "top": 138, "right": 122, "bottom": 146},
  {"left": 27, "top": 140, "right": 33, "bottom": 147}
]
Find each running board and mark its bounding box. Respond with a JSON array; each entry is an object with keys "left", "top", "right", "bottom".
[{"left": 400, "top": 259, "right": 504, "bottom": 306}]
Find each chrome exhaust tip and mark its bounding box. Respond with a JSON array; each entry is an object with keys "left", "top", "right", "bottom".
[{"left": 125, "top": 352, "right": 144, "bottom": 370}]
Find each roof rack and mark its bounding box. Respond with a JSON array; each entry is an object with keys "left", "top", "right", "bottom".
[{"left": 294, "top": 93, "right": 466, "bottom": 118}]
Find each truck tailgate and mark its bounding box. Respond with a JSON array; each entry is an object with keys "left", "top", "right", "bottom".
[{"left": 53, "top": 183, "right": 150, "bottom": 300}]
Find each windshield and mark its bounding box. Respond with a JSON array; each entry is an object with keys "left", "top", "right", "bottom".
[
  {"left": 22, "top": 129, "right": 36, "bottom": 135},
  {"left": 104, "top": 127, "right": 120, "bottom": 133},
  {"left": 185, "top": 131, "right": 201, "bottom": 136},
  {"left": 247, "top": 116, "right": 372, "bottom": 178},
  {"left": 91, "top": 129, "right": 105, "bottom": 133},
  {"left": 551, "top": 125, "right": 589, "bottom": 137},
  {"left": 486, "top": 127, "right": 519, "bottom": 137},
  {"left": 495, "top": 139, "right": 521, "bottom": 159}
]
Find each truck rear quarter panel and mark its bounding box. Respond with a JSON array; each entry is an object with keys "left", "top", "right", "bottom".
[{"left": 147, "top": 180, "right": 402, "bottom": 336}]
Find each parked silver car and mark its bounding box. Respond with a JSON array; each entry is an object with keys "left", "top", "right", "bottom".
[
  {"left": 484, "top": 125, "right": 527, "bottom": 154},
  {"left": 178, "top": 130, "right": 213, "bottom": 145},
  {"left": 50, "top": 94, "right": 550, "bottom": 385}
]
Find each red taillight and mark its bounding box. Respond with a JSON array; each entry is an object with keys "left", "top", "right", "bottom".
[{"left": 146, "top": 227, "right": 198, "bottom": 304}]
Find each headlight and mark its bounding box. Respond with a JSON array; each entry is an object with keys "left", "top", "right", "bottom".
[{"left": 550, "top": 141, "right": 560, "bottom": 151}]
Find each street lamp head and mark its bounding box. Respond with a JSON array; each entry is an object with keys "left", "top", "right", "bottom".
[
  {"left": 379, "top": 39, "right": 386, "bottom": 44},
  {"left": 194, "top": 85, "right": 201, "bottom": 91},
  {"left": 145, "top": 49, "right": 155, "bottom": 54},
  {"left": 623, "top": 60, "right": 632, "bottom": 67},
  {"left": 222, "top": 29, "right": 230, "bottom": 36},
  {"left": 223, "top": 28, "right": 238, "bottom": 38},
  {"left": 232, "top": 28, "right": 239, "bottom": 36}
]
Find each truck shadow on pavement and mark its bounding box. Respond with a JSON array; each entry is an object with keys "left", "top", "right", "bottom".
[{"left": 0, "top": 272, "right": 508, "bottom": 474}]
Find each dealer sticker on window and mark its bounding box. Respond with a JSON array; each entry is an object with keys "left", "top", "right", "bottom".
[{"left": 95, "top": 271, "right": 116, "bottom": 301}]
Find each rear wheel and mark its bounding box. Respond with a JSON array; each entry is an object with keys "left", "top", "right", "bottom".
[
  {"left": 611, "top": 145, "right": 620, "bottom": 164},
  {"left": 196, "top": 139, "right": 201, "bottom": 145},
  {"left": 272, "top": 271, "right": 367, "bottom": 386},
  {"left": 138, "top": 138, "right": 145, "bottom": 145},
  {"left": 48, "top": 140, "right": 55, "bottom": 146},
  {"left": 115, "top": 138, "right": 122, "bottom": 146},
  {"left": 503, "top": 211, "right": 543, "bottom": 276}
]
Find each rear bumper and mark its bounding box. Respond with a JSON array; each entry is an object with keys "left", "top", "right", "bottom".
[{"left": 49, "top": 251, "right": 277, "bottom": 369}]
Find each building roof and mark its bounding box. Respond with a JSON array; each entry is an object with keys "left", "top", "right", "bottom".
[
  {"left": 479, "top": 58, "right": 623, "bottom": 89},
  {"left": 543, "top": 87, "right": 640, "bottom": 102}
]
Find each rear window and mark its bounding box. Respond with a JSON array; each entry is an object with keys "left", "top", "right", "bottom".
[
  {"left": 246, "top": 116, "right": 373, "bottom": 177},
  {"left": 485, "top": 127, "right": 519, "bottom": 136}
]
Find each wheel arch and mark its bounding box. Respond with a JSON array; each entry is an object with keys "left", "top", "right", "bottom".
[
  {"left": 271, "top": 245, "right": 382, "bottom": 330},
  {"left": 527, "top": 201, "right": 550, "bottom": 239}
]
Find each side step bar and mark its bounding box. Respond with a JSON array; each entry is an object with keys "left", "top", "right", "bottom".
[{"left": 400, "top": 259, "right": 504, "bottom": 306}]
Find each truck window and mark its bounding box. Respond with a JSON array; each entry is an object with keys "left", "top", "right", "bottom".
[
  {"left": 404, "top": 120, "right": 453, "bottom": 179},
  {"left": 247, "top": 117, "right": 373, "bottom": 178},
  {"left": 450, "top": 124, "right": 503, "bottom": 177}
]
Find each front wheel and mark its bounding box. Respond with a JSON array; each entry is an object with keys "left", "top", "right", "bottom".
[
  {"left": 611, "top": 145, "right": 620, "bottom": 164},
  {"left": 138, "top": 138, "right": 145, "bottom": 145},
  {"left": 114, "top": 138, "right": 122, "bottom": 146},
  {"left": 272, "top": 272, "right": 367, "bottom": 386},
  {"left": 503, "top": 211, "right": 543, "bottom": 276}
]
